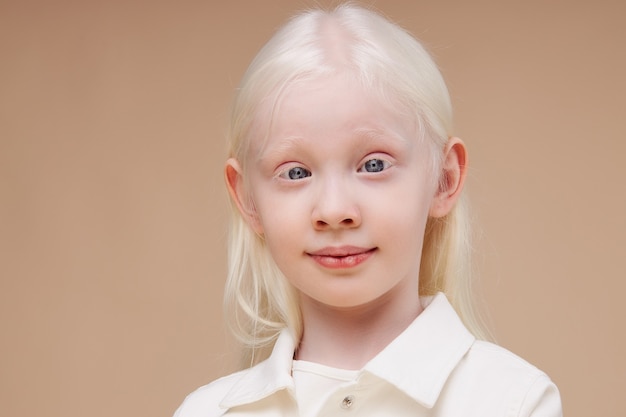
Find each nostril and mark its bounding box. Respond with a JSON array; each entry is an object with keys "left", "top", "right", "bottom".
[{"left": 313, "top": 213, "right": 360, "bottom": 229}]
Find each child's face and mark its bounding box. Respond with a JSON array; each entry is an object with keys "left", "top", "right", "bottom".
[{"left": 234, "top": 75, "right": 444, "bottom": 311}]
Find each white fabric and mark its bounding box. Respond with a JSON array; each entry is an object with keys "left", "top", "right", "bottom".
[
  {"left": 291, "top": 360, "right": 358, "bottom": 417},
  {"left": 174, "top": 293, "right": 562, "bottom": 417}
]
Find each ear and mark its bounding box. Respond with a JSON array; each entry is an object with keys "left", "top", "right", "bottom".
[
  {"left": 429, "top": 137, "right": 468, "bottom": 218},
  {"left": 224, "top": 158, "right": 264, "bottom": 234}
]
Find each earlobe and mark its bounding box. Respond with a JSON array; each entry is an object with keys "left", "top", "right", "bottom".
[
  {"left": 224, "top": 158, "right": 264, "bottom": 234},
  {"left": 429, "top": 137, "right": 468, "bottom": 218}
]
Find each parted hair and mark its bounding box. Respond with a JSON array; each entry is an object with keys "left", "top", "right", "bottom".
[{"left": 224, "top": 3, "right": 488, "bottom": 367}]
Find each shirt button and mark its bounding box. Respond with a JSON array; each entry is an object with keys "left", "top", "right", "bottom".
[{"left": 341, "top": 395, "right": 355, "bottom": 409}]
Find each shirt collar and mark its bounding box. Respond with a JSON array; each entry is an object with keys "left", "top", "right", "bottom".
[
  {"left": 220, "top": 292, "right": 474, "bottom": 409},
  {"left": 363, "top": 292, "right": 475, "bottom": 408},
  {"left": 220, "top": 328, "right": 297, "bottom": 408}
]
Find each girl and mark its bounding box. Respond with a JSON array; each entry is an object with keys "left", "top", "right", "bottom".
[{"left": 175, "top": 4, "right": 562, "bottom": 416}]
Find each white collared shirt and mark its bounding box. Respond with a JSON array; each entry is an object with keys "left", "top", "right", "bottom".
[{"left": 174, "top": 293, "right": 562, "bottom": 417}]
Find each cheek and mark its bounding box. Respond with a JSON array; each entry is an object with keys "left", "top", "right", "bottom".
[
  {"left": 255, "top": 193, "right": 306, "bottom": 245},
  {"left": 378, "top": 183, "right": 432, "bottom": 242}
]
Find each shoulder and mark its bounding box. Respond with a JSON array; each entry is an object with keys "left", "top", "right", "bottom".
[
  {"left": 444, "top": 340, "right": 562, "bottom": 416},
  {"left": 173, "top": 370, "right": 247, "bottom": 417},
  {"left": 464, "top": 340, "right": 546, "bottom": 376},
  {"left": 173, "top": 329, "right": 298, "bottom": 417}
]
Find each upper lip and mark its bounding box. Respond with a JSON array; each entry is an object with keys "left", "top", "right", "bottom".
[{"left": 307, "top": 246, "right": 375, "bottom": 257}]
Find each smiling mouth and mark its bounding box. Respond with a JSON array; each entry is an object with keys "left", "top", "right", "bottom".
[{"left": 307, "top": 246, "right": 377, "bottom": 269}]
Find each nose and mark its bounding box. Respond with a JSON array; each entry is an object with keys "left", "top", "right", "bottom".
[{"left": 311, "top": 178, "right": 361, "bottom": 230}]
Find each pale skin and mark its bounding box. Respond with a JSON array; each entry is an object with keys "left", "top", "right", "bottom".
[{"left": 225, "top": 74, "right": 467, "bottom": 370}]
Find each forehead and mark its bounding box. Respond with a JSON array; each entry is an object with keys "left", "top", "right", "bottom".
[{"left": 251, "top": 74, "right": 417, "bottom": 155}]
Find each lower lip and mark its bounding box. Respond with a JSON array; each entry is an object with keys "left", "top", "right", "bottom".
[{"left": 309, "top": 249, "right": 376, "bottom": 269}]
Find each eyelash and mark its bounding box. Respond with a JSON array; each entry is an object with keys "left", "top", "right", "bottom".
[{"left": 277, "top": 157, "right": 391, "bottom": 180}]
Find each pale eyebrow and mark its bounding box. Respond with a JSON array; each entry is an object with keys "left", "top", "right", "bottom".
[
  {"left": 258, "top": 128, "right": 409, "bottom": 165},
  {"left": 257, "top": 135, "right": 307, "bottom": 165},
  {"left": 353, "top": 127, "right": 410, "bottom": 148}
]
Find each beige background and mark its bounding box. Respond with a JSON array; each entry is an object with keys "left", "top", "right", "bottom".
[{"left": 1, "top": 1, "right": 624, "bottom": 416}]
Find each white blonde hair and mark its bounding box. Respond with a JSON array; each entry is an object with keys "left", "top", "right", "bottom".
[{"left": 224, "top": 3, "right": 488, "bottom": 367}]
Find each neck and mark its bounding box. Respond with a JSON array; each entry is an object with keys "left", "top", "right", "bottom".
[{"left": 294, "top": 285, "right": 422, "bottom": 370}]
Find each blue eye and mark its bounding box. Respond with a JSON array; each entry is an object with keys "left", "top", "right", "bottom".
[
  {"left": 360, "top": 158, "right": 389, "bottom": 173},
  {"left": 285, "top": 166, "right": 311, "bottom": 180}
]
